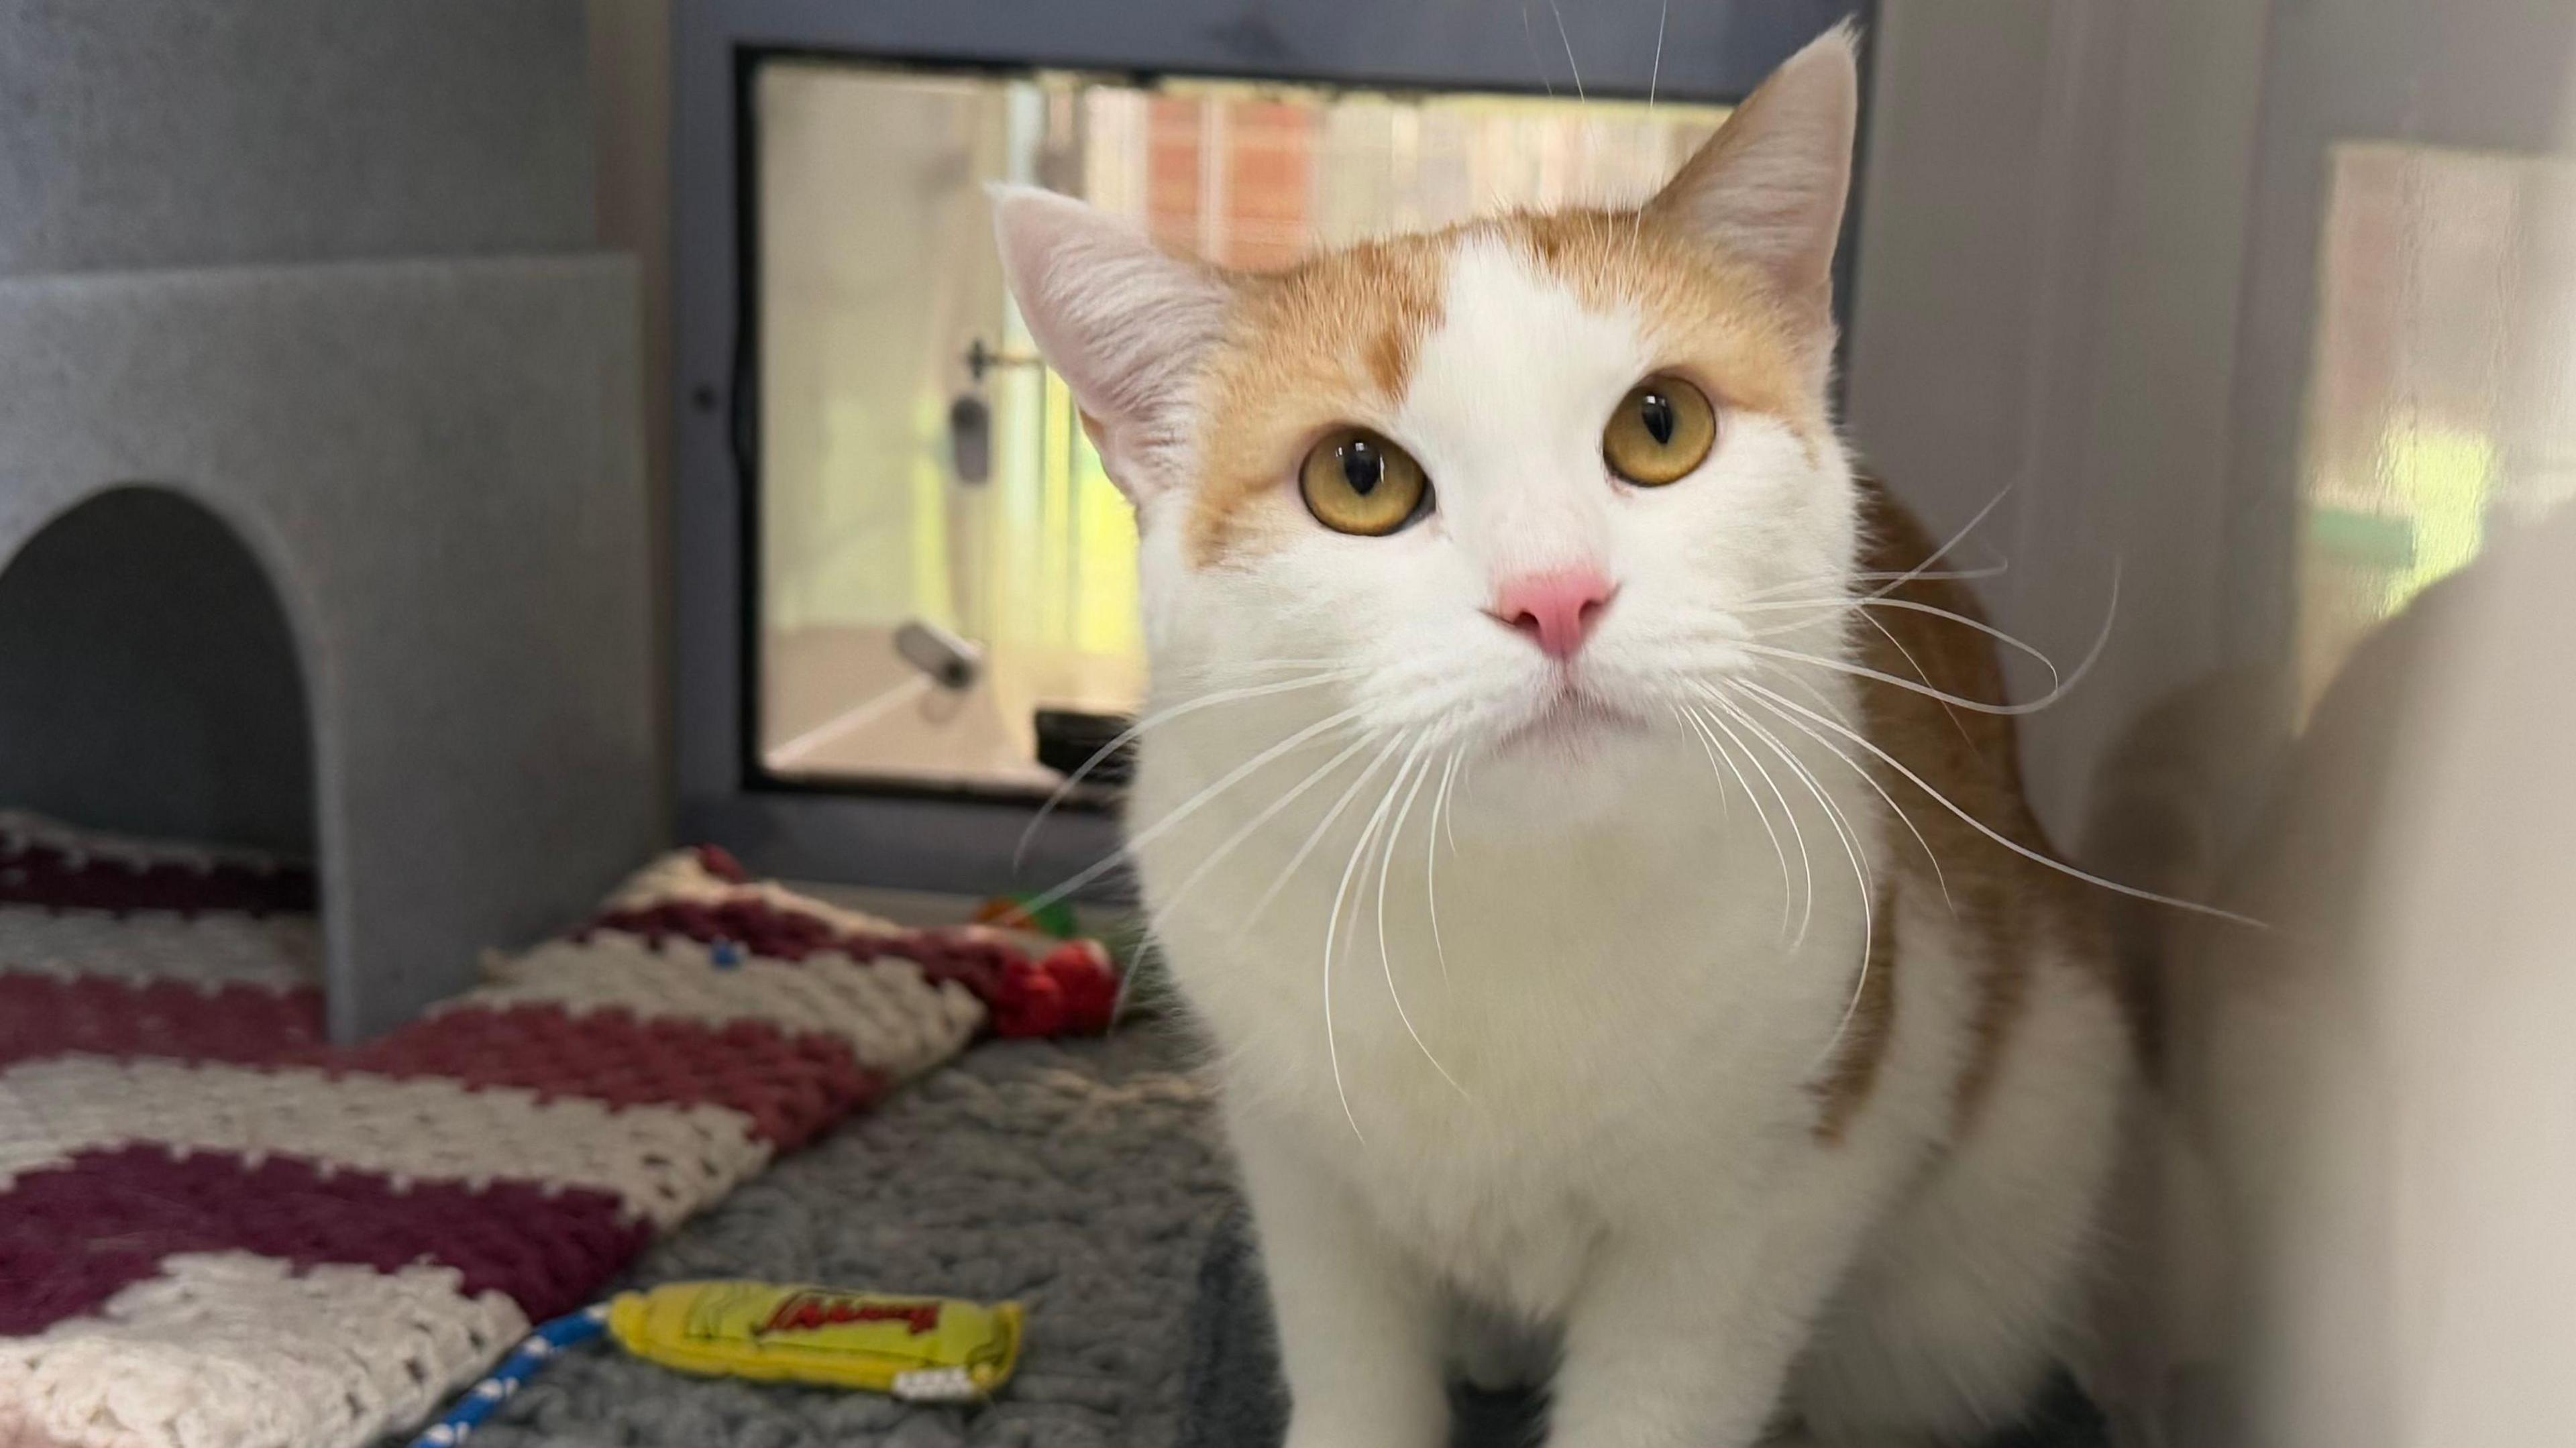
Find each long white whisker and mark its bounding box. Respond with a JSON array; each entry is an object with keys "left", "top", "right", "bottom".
[
  {"left": 1737, "top": 679, "right": 1954, "bottom": 913},
  {"left": 1018, "top": 703, "right": 1365, "bottom": 915},
  {"left": 1854, "top": 607, "right": 1978, "bottom": 748},
  {"left": 1695, "top": 703, "right": 1737, "bottom": 824},
  {"left": 1739, "top": 558, "right": 2119, "bottom": 718},
  {"left": 1547, "top": 0, "right": 1586, "bottom": 103},
  {"left": 1699, "top": 702, "right": 1816, "bottom": 944},
  {"left": 1717, "top": 694, "right": 1870, "bottom": 897},
  {"left": 1817, "top": 894, "right": 1878, "bottom": 1072},
  {"left": 1733, "top": 490, "right": 2017, "bottom": 645},
  {"left": 1739, "top": 561, "right": 2009, "bottom": 606},
  {"left": 1719, "top": 695, "right": 1872, "bottom": 902},
  {"left": 1142, "top": 732, "right": 1375, "bottom": 944},
  {"left": 1520, "top": 0, "right": 1557, "bottom": 98},
  {"left": 1242, "top": 732, "right": 1405, "bottom": 933},
  {"left": 1737, "top": 596, "right": 2064, "bottom": 689},
  {"left": 1739, "top": 600, "right": 2060, "bottom": 748},
  {"left": 1322, "top": 738, "right": 1427, "bottom": 1141},
  {"left": 1695, "top": 702, "right": 1799, "bottom": 920},
  {"left": 1014, "top": 669, "right": 1358, "bottom": 870},
  {"left": 1676, "top": 704, "right": 1790, "bottom": 930},
  {"left": 1868, "top": 484, "right": 2015, "bottom": 602},
  {"left": 1768, "top": 667, "right": 1858, "bottom": 731},
  {"left": 1442, "top": 757, "right": 1464, "bottom": 856},
  {"left": 1735, "top": 679, "right": 2266, "bottom": 927},
  {"left": 1377, "top": 753, "right": 1466, "bottom": 1097},
  {"left": 1426, "top": 751, "right": 1461, "bottom": 988},
  {"left": 1631, "top": 0, "right": 1669, "bottom": 241},
  {"left": 1713, "top": 693, "right": 1879, "bottom": 1074},
  {"left": 1314, "top": 740, "right": 1409, "bottom": 1143},
  {"left": 1646, "top": 0, "right": 1668, "bottom": 112}
]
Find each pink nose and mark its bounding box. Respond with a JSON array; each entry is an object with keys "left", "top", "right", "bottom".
[{"left": 1489, "top": 568, "right": 1616, "bottom": 660}]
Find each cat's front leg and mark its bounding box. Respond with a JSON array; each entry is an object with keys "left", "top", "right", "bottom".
[
  {"left": 1232, "top": 1117, "right": 1450, "bottom": 1448},
  {"left": 1544, "top": 1214, "right": 1851, "bottom": 1448}
]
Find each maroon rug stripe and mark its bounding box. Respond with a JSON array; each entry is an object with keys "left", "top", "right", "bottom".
[
  {"left": 0, "top": 1146, "right": 647, "bottom": 1333},
  {"left": 323, "top": 1004, "right": 883, "bottom": 1149},
  {"left": 0, "top": 841, "right": 315, "bottom": 915},
  {"left": 0, "top": 973, "right": 327, "bottom": 1071}
]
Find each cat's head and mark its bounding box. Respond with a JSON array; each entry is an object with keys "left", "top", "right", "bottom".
[{"left": 994, "top": 30, "right": 1860, "bottom": 799}]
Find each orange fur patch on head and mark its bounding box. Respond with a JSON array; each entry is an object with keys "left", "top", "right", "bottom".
[
  {"left": 1183, "top": 235, "right": 1448, "bottom": 568},
  {"left": 1507, "top": 209, "right": 1831, "bottom": 440},
  {"left": 1177, "top": 205, "right": 1836, "bottom": 569}
]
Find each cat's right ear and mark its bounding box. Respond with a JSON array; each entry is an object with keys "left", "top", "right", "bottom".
[{"left": 989, "top": 185, "right": 1232, "bottom": 505}]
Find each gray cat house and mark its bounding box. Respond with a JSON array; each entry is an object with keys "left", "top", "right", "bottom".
[{"left": 0, "top": 0, "right": 659, "bottom": 1039}]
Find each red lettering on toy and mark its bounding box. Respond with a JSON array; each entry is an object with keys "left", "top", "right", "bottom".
[{"left": 758, "top": 1293, "right": 943, "bottom": 1337}]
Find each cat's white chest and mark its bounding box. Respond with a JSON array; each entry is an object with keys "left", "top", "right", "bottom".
[{"left": 1144, "top": 732, "right": 1875, "bottom": 1313}]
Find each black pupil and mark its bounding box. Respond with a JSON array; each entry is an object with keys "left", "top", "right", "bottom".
[
  {"left": 1341, "top": 440, "right": 1383, "bottom": 496},
  {"left": 1639, "top": 393, "right": 1676, "bottom": 447}
]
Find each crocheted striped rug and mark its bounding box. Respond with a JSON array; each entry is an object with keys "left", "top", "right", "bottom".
[{"left": 0, "top": 814, "right": 1117, "bottom": 1448}]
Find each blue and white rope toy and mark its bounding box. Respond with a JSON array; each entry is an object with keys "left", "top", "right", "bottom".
[{"left": 410, "top": 1303, "right": 610, "bottom": 1447}]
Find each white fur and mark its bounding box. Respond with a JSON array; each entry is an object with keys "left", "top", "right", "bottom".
[{"left": 1114, "top": 242, "right": 2127, "bottom": 1448}]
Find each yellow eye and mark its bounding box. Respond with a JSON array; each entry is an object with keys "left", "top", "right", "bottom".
[
  {"left": 1298, "top": 429, "right": 1432, "bottom": 537},
  {"left": 1602, "top": 375, "right": 1717, "bottom": 486}
]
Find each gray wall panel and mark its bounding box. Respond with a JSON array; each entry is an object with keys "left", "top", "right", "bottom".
[{"left": 0, "top": 0, "right": 593, "bottom": 277}]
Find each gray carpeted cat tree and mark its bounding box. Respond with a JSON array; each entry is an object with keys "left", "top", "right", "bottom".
[{"left": 0, "top": 0, "right": 657, "bottom": 1039}]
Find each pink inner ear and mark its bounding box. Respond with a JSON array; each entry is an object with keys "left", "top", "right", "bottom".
[
  {"left": 989, "top": 184, "right": 1235, "bottom": 506},
  {"left": 1489, "top": 569, "right": 1618, "bottom": 659}
]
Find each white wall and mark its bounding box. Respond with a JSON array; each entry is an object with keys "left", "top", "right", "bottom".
[
  {"left": 1843, "top": 0, "right": 2273, "bottom": 845},
  {"left": 1849, "top": 3, "right": 2576, "bottom": 1441}
]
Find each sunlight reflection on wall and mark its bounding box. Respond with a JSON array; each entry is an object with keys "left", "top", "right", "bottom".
[{"left": 2297, "top": 144, "right": 2576, "bottom": 718}]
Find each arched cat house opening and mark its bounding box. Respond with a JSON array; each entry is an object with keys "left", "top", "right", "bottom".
[
  {"left": 0, "top": 486, "right": 327, "bottom": 1025},
  {"left": 0, "top": 262, "right": 656, "bottom": 1040},
  {"left": 0, "top": 486, "right": 318, "bottom": 860}
]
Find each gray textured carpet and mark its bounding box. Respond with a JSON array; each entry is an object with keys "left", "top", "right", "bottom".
[
  {"left": 458, "top": 1022, "right": 2103, "bottom": 1448},
  {"left": 466, "top": 1025, "right": 1237, "bottom": 1448}
]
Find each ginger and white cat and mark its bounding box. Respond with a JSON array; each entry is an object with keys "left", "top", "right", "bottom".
[{"left": 995, "top": 29, "right": 2133, "bottom": 1447}]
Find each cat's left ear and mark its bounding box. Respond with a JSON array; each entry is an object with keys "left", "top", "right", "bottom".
[
  {"left": 1646, "top": 23, "right": 1860, "bottom": 313},
  {"left": 990, "top": 185, "right": 1232, "bottom": 505}
]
